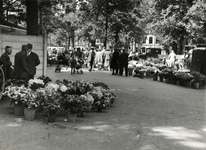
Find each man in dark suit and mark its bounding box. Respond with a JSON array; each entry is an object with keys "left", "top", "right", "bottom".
[
  {"left": 119, "top": 49, "right": 129, "bottom": 76},
  {"left": 0, "top": 46, "right": 14, "bottom": 80},
  {"left": 14, "top": 44, "right": 30, "bottom": 81},
  {"left": 27, "top": 43, "right": 40, "bottom": 79}
]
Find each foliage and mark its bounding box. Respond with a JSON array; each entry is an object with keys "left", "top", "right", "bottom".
[
  {"left": 24, "top": 92, "right": 40, "bottom": 109},
  {"left": 28, "top": 78, "right": 44, "bottom": 91},
  {"left": 37, "top": 76, "right": 52, "bottom": 85},
  {"left": 3, "top": 85, "right": 31, "bottom": 105},
  {"left": 61, "top": 94, "right": 82, "bottom": 113},
  {"left": 92, "top": 82, "right": 110, "bottom": 90},
  {"left": 174, "top": 72, "right": 193, "bottom": 81},
  {"left": 190, "top": 71, "right": 206, "bottom": 84}
]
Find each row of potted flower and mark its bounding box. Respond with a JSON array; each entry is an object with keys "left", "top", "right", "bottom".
[
  {"left": 155, "top": 69, "right": 206, "bottom": 89},
  {"left": 3, "top": 77, "right": 116, "bottom": 122},
  {"left": 133, "top": 62, "right": 206, "bottom": 89}
]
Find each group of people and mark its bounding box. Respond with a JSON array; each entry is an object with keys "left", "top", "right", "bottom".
[
  {"left": 53, "top": 47, "right": 130, "bottom": 76},
  {"left": 0, "top": 43, "right": 40, "bottom": 81}
]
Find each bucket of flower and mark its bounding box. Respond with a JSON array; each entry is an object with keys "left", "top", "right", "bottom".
[
  {"left": 38, "top": 82, "right": 62, "bottom": 122},
  {"left": 87, "top": 86, "right": 104, "bottom": 112},
  {"left": 61, "top": 94, "right": 81, "bottom": 123},
  {"left": 102, "top": 92, "right": 116, "bottom": 107},
  {"left": 158, "top": 72, "right": 164, "bottom": 82},
  {"left": 77, "top": 94, "right": 94, "bottom": 117},
  {"left": 3, "top": 85, "right": 31, "bottom": 116},
  {"left": 190, "top": 71, "right": 206, "bottom": 89},
  {"left": 24, "top": 91, "right": 40, "bottom": 121}
]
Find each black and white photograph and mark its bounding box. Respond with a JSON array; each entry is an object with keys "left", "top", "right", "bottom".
[{"left": 0, "top": 0, "right": 206, "bottom": 150}]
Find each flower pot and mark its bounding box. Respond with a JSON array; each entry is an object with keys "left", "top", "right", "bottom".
[
  {"left": 153, "top": 74, "right": 158, "bottom": 81},
  {"left": 66, "top": 112, "right": 77, "bottom": 123},
  {"left": 139, "top": 71, "right": 144, "bottom": 78},
  {"left": 159, "top": 75, "right": 163, "bottom": 82},
  {"left": 178, "top": 80, "right": 184, "bottom": 86},
  {"left": 128, "top": 68, "right": 133, "bottom": 76},
  {"left": 97, "top": 106, "right": 102, "bottom": 112},
  {"left": 194, "top": 82, "right": 200, "bottom": 89},
  {"left": 47, "top": 111, "right": 57, "bottom": 122},
  {"left": 24, "top": 108, "right": 36, "bottom": 121},
  {"left": 184, "top": 80, "right": 191, "bottom": 88},
  {"left": 14, "top": 104, "right": 24, "bottom": 116},
  {"left": 146, "top": 72, "right": 150, "bottom": 78},
  {"left": 173, "top": 79, "right": 177, "bottom": 85},
  {"left": 165, "top": 78, "right": 170, "bottom": 83}
]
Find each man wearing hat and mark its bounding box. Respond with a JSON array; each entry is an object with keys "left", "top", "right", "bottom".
[
  {"left": 14, "top": 44, "right": 29, "bottom": 81},
  {"left": 27, "top": 43, "right": 40, "bottom": 79}
]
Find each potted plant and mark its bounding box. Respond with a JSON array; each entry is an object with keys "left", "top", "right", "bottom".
[
  {"left": 190, "top": 71, "right": 206, "bottom": 89},
  {"left": 37, "top": 82, "right": 61, "bottom": 122},
  {"left": 61, "top": 94, "right": 82, "bottom": 123},
  {"left": 3, "top": 85, "right": 30, "bottom": 116},
  {"left": 77, "top": 94, "right": 94, "bottom": 117},
  {"left": 24, "top": 91, "right": 40, "bottom": 120},
  {"left": 28, "top": 78, "right": 44, "bottom": 91}
]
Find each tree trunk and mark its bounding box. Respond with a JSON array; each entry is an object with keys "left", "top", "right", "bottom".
[
  {"left": 0, "top": 0, "right": 3, "bottom": 19},
  {"left": 26, "top": 0, "right": 39, "bottom": 35},
  {"left": 71, "top": 29, "right": 75, "bottom": 48},
  {"left": 104, "top": 15, "right": 108, "bottom": 49},
  {"left": 115, "top": 29, "right": 119, "bottom": 47}
]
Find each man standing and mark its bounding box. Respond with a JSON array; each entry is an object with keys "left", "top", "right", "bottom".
[
  {"left": 110, "top": 49, "right": 119, "bottom": 75},
  {"left": 119, "top": 49, "right": 129, "bottom": 76},
  {"left": 27, "top": 43, "right": 40, "bottom": 79},
  {"left": 0, "top": 46, "right": 14, "bottom": 80},
  {"left": 14, "top": 44, "right": 29, "bottom": 81},
  {"left": 88, "top": 48, "right": 96, "bottom": 71}
]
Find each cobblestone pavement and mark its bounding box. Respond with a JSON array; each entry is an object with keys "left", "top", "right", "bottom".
[{"left": 0, "top": 66, "right": 206, "bottom": 150}]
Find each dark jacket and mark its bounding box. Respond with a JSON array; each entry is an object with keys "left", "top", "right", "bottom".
[
  {"left": 110, "top": 51, "right": 119, "bottom": 69},
  {"left": 28, "top": 52, "right": 40, "bottom": 76},
  {"left": 14, "top": 50, "right": 29, "bottom": 81},
  {"left": 119, "top": 52, "right": 129, "bottom": 66},
  {"left": 0, "top": 53, "right": 13, "bottom": 80}
]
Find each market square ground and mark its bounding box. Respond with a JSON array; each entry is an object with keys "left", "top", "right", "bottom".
[{"left": 0, "top": 67, "right": 205, "bottom": 150}]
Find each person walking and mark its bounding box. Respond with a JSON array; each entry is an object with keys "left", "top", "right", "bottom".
[
  {"left": 0, "top": 46, "right": 14, "bottom": 80},
  {"left": 13, "top": 44, "right": 30, "bottom": 81},
  {"left": 27, "top": 43, "right": 40, "bottom": 80},
  {"left": 119, "top": 49, "right": 129, "bottom": 76},
  {"left": 110, "top": 49, "right": 119, "bottom": 75}
]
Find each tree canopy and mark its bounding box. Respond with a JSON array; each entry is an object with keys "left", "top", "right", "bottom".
[{"left": 0, "top": 0, "right": 206, "bottom": 51}]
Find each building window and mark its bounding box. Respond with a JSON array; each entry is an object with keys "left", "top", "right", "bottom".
[{"left": 149, "top": 37, "right": 153, "bottom": 44}]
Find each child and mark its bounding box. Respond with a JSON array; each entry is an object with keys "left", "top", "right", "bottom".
[{"left": 70, "top": 54, "right": 77, "bottom": 74}]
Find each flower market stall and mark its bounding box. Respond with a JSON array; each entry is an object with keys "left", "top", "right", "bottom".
[
  {"left": 3, "top": 77, "right": 116, "bottom": 123},
  {"left": 131, "top": 57, "right": 206, "bottom": 89}
]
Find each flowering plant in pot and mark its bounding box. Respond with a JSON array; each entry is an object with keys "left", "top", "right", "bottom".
[
  {"left": 190, "top": 71, "right": 206, "bottom": 88},
  {"left": 3, "top": 85, "right": 30, "bottom": 105},
  {"left": 3, "top": 85, "right": 31, "bottom": 116},
  {"left": 37, "top": 76, "right": 52, "bottom": 85},
  {"left": 93, "top": 81, "right": 110, "bottom": 90},
  {"left": 61, "top": 94, "right": 82, "bottom": 113},
  {"left": 23, "top": 91, "right": 40, "bottom": 120},
  {"left": 77, "top": 94, "right": 94, "bottom": 117},
  {"left": 87, "top": 86, "right": 105, "bottom": 112},
  {"left": 24, "top": 91, "right": 40, "bottom": 109},
  {"left": 28, "top": 78, "right": 44, "bottom": 91},
  {"left": 36, "top": 83, "right": 61, "bottom": 122}
]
